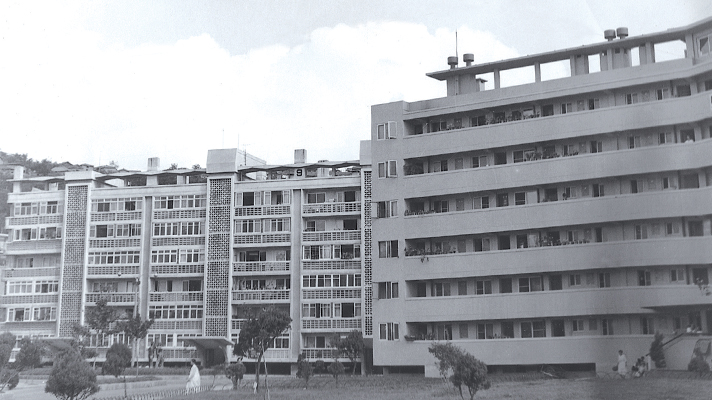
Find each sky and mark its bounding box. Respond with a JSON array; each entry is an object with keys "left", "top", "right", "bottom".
[{"left": 1, "top": 0, "right": 711, "bottom": 171}]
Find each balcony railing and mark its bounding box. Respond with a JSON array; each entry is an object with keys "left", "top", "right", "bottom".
[
  {"left": 233, "top": 261, "right": 290, "bottom": 274},
  {"left": 162, "top": 347, "right": 199, "bottom": 360},
  {"left": 234, "top": 233, "right": 290, "bottom": 245},
  {"left": 151, "top": 320, "right": 202, "bottom": 330},
  {"left": 0, "top": 321, "right": 56, "bottom": 332},
  {"left": 86, "top": 292, "right": 137, "bottom": 304},
  {"left": 1, "top": 294, "right": 58, "bottom": 305},
  {"left": 2, "top": 267, "right": 60, "bottom": 279},
  {"left": 301, "top": 260, "right": 361, "bottom": 271},
  {"left": 232, "top": 290, "right": 290, "bottom": 302},
  {"left": 232, "top": 319, "right": 246, "bottom": 330},
  {"left": 7, "top": 214, "right": 63, "bottom": 226},
  {"left": 153, "top": 209, "right": 206, "bottom": 220},
  {"left": 302, "top": 231, "right": 360, "bottom": 242},
  {"left": 89, "top": 238, "right": 141, "bottom": 249},
  {"left": 302, "top": 288, "right": 361, "bottom": 300},
  {"left": 302, "top": 348, "right": 342, "bottom": 360},
  {"left": 302, "top": 202, "right": 361, "bottom": 214},
  {"left": 302, "top": 318, "right": 362, "bottom": 330},
  {"left": 6, "top": 239, "right": 61, "bottom": 252},
  {"left": 149, "top": 292, "right": 203, "bottom": 302},
  {"left": 87, "top": 265, "right": 140, "bottom": 276},
  {"left": 90, "top": 211, "right": 142, "bottom": 222},
  {"left": 150, "top": 264, "right": 204, "bottom": 275},
  {"left": 235, "top": 205, "right": 291, "bottom": 217}
]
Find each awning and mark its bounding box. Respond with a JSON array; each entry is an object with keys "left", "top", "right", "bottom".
[{"left": 184, "top": 337, "right": 233, "bottom": 349}]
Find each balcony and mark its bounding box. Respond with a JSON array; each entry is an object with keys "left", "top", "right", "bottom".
[
  {"left": 0, "top": 321, "right": 56, "bottom": 332},
  {"left": 149, "top": 292, "right": 203, "bottom": 302},
  {"left": 86, "top": 292, "right": 137, "bottom": 304},
  {"left": 161, "top": 347, "right": 199, "bottom": 360},
  {"left": 232, "top": 261, "right": 290, "bottom": 274},
  {"left": 232, "top": 289, "right": 290, "bottom": 302},
  {"left": 302, "top": 288, "right": 361, "bottom": 300},
  {"left": 301, "top": 348, "right": 343, "bottom": 360},
  {"left": 234, "top": 233, "right": 290, "bottom": 245},
  {"left": 151, "top": 320, "right": 202, "bottom": 331},
  {"left": 150, "top": 264, "right": 204, "bottom": 275},
  {"left": 301, "top": 259, "right": 361, "bottom": 271},
  {"left": 302, "top": 202, "right": 361, "bottom": 215},
  {"left": 398, "top": 285, "right": 707, "bottom": 322},
  {"left": 235, "top": 205, "right": 291, "bottom": 217},
  {"left": 89, "top": 238, "right": 141, "bottom": 249},
  {"left": 398, "top": 88, "right": 712, "bottom": 157},
  {"left": 301, "top": 318, "right": 362, "bottom": 330},
  {"left": 232, "top": 319, "right": 246, "bottom": 330},
  {"left": 6, "top": 239, "right": 61, "bottom": 253},
  {"left": 2, "top": 267, "right": 60, "bottom": 279},
  {"left": 90, "top": 211, "right": 142, "bottom": 222},
  {"left": 87, "top": 265, "right": 139, "bottom": 277},
  {"left": 398, "top": 139, "right": 712, "bottom": 198},
  {"left": 400, "top": 237, "right": 712, "bottom": 280},
  {"left": 153, "top": 209, "right": 205, "bottom": 220},
  {"left": 7, "top": 214, "right": 63, "bottom": 226},
  {"left": 1, "top": 294, "right": 58, "bottom": 305},
  {"left": 400, "top": 186, "right": 712, "bottom": 238},
  {"left": 302, "top": 231, "right": 361, "bottom": 242}
]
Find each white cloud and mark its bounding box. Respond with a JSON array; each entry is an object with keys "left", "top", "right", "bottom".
[{"left": 1, "top": 13, "right": 522, "bottom": 170}]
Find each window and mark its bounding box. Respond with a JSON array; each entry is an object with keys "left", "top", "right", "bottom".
[
  {"left": 592, "top": 184, "right": 604, "bottom": 198},
  {"left": 635, "top": 225, "right": 648, "bottom": 240},
  {"left": 496, "top": 193, "right": 509, "bottom": 207},
  {"left": 377, "top": 161, "right": 397, "bottom": 178},
  {"left": 459, "top": 324, "right": 469, "bottom": 339},
  {"left": 569, "top": 274, "right": 582, "bottom": 286},
  {"left": 377, "top": 121, "right": 397, "bottom": 140},
  {"left": 472, "top": 116, "right": 486, "bottom": 127},
  {"left": 590, "top": 141, "right": 602, "bottom": 153},
  {"left": 655, "top": 88, "right": 669, "bottom": 100},
  {"left": 676, "top": 85, "right": 691, "bottom": 97},
  {"left": 475, "top": 280, "right": 492, "bottom": 295},
  {"left": 630, "top": 180, "right": 639, "bottom": 194},
  {"left": 514, "top": 192, "right": 526, "bottom": 206},
  {"left": 599, "top": 272, "right": 611, "bottom": 288},
  {"left": 35, "top": 280, "right": 59, "bottom": 293},
  {"left": 703, "top": 35, "right": 712, "bottom": 55},
  {"left": 552, "top": 320, "right": 565, "bottom": 337},
  {"left": 516, "top": 234, "right": 528, "bottom": 249},
  {"left": 474, "top": 196, "right": 489, "bottom": 209},
  {"left": 453, "top": 118, "right": 462, "bottom": 129},
  {"left": 472, "top": 155, "right": 488, "bottom": 168},
  {"left": 498, "top": 235, "right": 510, "bottom": 250},
  {"left": 494, "top": 152, "right": 507, "bottom": 165},
  {"left": 641, "top": 317, "right": 654, "bottom": 335},
  {"left": 521, "top": 321, "right": 546, "bottom": 338},
  {"left": 342, "top": 219, "right": 358, "bottom": 231},
  {"left": 379, "top": 323, "right": 399, "bottom": 340},
  {"left": 501, "top": 321, "right": 514, "bottom": 338},
  {"left": 670, "top": 268, "right": 685, "bottom": 282},
  {"left": 377, "top": 200, "right": 397, "bottom": 218},
  {"left": 572, "top": 319, "right": 584, "bottom": 332},
  {"left": 638, "top": 270, "right": 652, "bottom": 286},
  {"left": 33, "top": 306, "right": 57, "bottom": 321},
  {"left": 542, "top": 104, "right": 554, "bottom": 116},
  {"left": 432, "top": 282, "right": 451, "bottom": 297},
  {"left": 549, "top": 275, "right": 562, "bottom": 290},
  {"left": 458, "top": 281, "right": 468, "bottom": 295},
  {"left": 474, "top": 237, "right": 490, "bottom": 252},
  {"left": 378, "top": 240, "right": 398, "bottom": 258},
  {"left": 477, "top": 323, "right": 494, "bottom": 339},
  {"left": 519, "top": 277, "right": 542, "bottom": 292},
  {"left": 438, "top": 160, "right": 448, "bottom": 172},
  {"left": 561, "top": 103, "right": 573, "bottom": 114},
  {"left": 688, "top": 221, "right": 704, "bottom": 237},
  {"left": 378, "top": 282, "right": 399, "bottom": 299},
  {"left": 625, "top": 93, "right": 638, "bottom": 104},
  {"left": 628, "top": 136, "right": 641, "bottom": 149},
  {"left": 499, "top": 278, "right": 512, "bottom": 293},
  {"left": 454, "top": 158, "right": 463, "bottom": 170},
  {"left": 306, "top": 193, "right": 326, "bottom": 204},
  {"left": 588, "top": 98, "right": 599, "bottom": 110},
  {"left": 433, "top": 200, "right": 449, "bottom": 213}
]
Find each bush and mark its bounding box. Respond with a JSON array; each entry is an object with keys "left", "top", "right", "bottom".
[
  {"left": 649, "top": 332, "right": 666, "bottom": 368},
  {"left": 225, "top": 362, "right": 246, "bottom": 390},
  {"left": 429, "top": 343, "right": 491, "bottom": 400},
  {"left": 687, "top": 351, "right": 710, "bottom": 373},
  {"left": 296, "top": 356, "right": 314, "bottom": 389},
  {"left": 327, "top": 360, "right": 345, "bottom": 386},
  {"left": 103, "top": 344, "right": 131, "bottom": 378},
  {"left": 45, "top": 350, "right": 99, "bottom": 400},
  {"left": 314, "top": 359, "right": 325, "bottom": 374},
  {"left": 0, "top": 369, "right": 19, "bottom": 390}
]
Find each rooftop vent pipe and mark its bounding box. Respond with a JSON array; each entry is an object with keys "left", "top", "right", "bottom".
[
  {"left": 447, "top": 56, "right": 458, "bottom": 69},
  {"left": 463, "top": 53, "right": 474, "bottom": 66},
  {"left": 604, "top": 29, "right": 616, "bottom": 41},
  {"left": 616, "top": 27, "right": 628, "bottom": 39}
]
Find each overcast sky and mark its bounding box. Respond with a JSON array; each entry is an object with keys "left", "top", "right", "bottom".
[{"left": 1, "top": 0, "right": 710, "bottom": 170}]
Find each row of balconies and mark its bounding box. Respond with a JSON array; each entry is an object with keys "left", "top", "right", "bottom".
[
  {"left": 90, "top": 211, "right": 142, "bottom": 222},
  {"left": 87, "top": 265, "right": 140, "bottom": 277},
  {"left": 302, "top": 202, "right": 361, "bottom": 215},
  {"left": 233, "top": 261, "right": 290, "bottom": 274},
  {"left": 232, "top": 289, "right": 290, "bottom": 302},
  {"left": 150, "top": 264, "right": 204, "bottom": 275},
  {"left": 152, "top": 209, "right": 206, "bottom": 220},
  {"left": 383, "top": 285, "right": 707, "bottom": 323},
  {"left": 1, "top": 294, "right": 58, "bottom": 305},
  {"left": 6, "top": 214, "right": 62, "bottom": 227},
  {"left": 301, "top": 318, "right": 362, "bottom": 330},
  {"left": 235, "top": 205, "right": 291, "bottom": 217},
  {"left": 2, "top": 267, "right": 60, "bottom": 279},
  {"left": 234, "top": 233, "right": 291, "bottom": 245},
  {"left": 151, "top": 320, "right": 202, "bottom": 331},
  {"left": 149, "top": 292, "right": 203, "bottom": 302}
]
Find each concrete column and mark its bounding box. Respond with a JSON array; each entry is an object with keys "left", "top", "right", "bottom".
[
  {"left": 607, "top": 48, "right": 614, "bottom": 70},
  {"left": 685, "top": 33, "right": 694, "bottom": 58},
  {"left": 493, "top": 69, "right": 500, "bottom": 89},
  {"left": 534, "top": 62, "right": 541, "bottom": 82}
]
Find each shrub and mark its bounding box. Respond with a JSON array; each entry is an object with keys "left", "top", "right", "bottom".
[
  {"left": 429, "top": 342, "right": 491, "bottom": 400},
  {"left": 687, "top": 349, "right": 710, "bottom": 374},
  {"left": 296, "top": 356, "right": 314, "bottom": 389},
  {"left": 103, "top": 344, "right": 131, "bottom": 378},
  {"left": 327, "top": 360, "right": 345, "bottom": 387},
  {"left": 45, "top": 350, "right": 99, "bottom": 400},
  {"left": 225, "top": 362, "right": 246, "bottom": 390},
  {"left": 314, "top": 359, "right": 325, "bottom": 374},
  {"left": 649, "top": 332, "right": 666, "bottom": 368}
]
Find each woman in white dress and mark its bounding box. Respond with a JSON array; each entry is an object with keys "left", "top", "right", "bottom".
[
  {"left": 186, "top": 358, "right": 201, "bottom": 392},
  {"left": 617, "top": 350, "right": 627, "bottom": 378}
]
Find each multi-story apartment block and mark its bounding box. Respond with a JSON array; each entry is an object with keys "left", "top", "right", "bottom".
[
  {"left": 371, "top": 17, "right": 712, "bottom": 375},
  {"left": 1, "top": 147, "right": 372, "bottom": 371}
]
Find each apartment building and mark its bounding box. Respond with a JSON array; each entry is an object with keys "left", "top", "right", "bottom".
[
  {"left": 371, "top": 17, "right": 712, "bottom": 375},
  {"left": 1, "top": 147, "right": 372, "bottom": 370}
]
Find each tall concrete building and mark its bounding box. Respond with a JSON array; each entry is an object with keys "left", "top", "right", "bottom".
[
  {"left": 370, "top": 17, "right": 712, "bottom": 375},
  {"left": 1, "top": 147, "right": 372, "bottom": 370}
]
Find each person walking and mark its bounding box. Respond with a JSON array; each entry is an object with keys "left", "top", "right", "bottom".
[
  {"left": 617, "top": 350, "right": 627, "bottom": 378},
  {"left": 186, "top": 359, "right": 201, "bottom": 393}
]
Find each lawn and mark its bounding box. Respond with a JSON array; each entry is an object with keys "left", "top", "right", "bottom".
[{"left": 168, "top": 374, "right": 712, "bottom": 400}]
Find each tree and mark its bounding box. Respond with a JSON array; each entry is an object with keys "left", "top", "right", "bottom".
[
  {"left": 45, "top": 350, "right": 99, "bottom": 400},
  {"left": 15, "top": 337, "right": 43, "bottom": 369},
  {"left": 225, "top": 362, "right": 246, "bottom": 390},
  {"left": 117, "top": 313, "right": 154, "bottom": 377},
  {"left": 84, "top": 297, "right": 120, "bottom": 367},
  {"left": 192, "top": 164, "right": 201, "bottom": 169},
  {"left": 296, "top": 355, "right": 313, "bottom": 389},
  {"left": 327, "top": 360, "right": 345, "bottom": 387},
  {"left": 649, "top": 331, "right": 666, "bottom": 368},
  {"left": 103, "top": 344, "right": 131, "bottom": 399},
  {"left": 335, "top": 330, "right": 364, "bottom": 375},
  {"left": 168, "top": 163, "right": 178, "bottom": 170},
  {"left": 233, "top": 306, "right": 291, "bottom": 393},
  {"left": 69, "top": 324, "right": 97, "bottom": 360},
  {"left": 429, "top": 342, "right": 490, "bottom": 400},
  {"left": 0, "top": 332, "right": 17, "bottom": 392}
]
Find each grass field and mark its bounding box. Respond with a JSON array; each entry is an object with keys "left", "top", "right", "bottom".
[{"left": 167, "top": 374, "right": 712, "bottom": 400}]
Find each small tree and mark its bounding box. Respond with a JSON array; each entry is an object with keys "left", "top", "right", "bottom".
[
  {"left": 428, "top": 342, "right": 463, "bottom": 384},
  {"left": 296, "top": 355, "right": 313, "bottom": 389},
  {"left": 0, "top": 332, "right": 17, "bottom": 392},
  {"left": 233, "top": 306, "right": 291, "bottom": 393},
  {"left": 225, "top": 362, "right": 246, "bottom": 390},
  {"left": 429, "top": 342, "right": 491, "bottom": 400},
  {"left": 649, "top": 331, "right": 666, "bottom": 368},
  {"left": 84, "top": 297, "right": 120, "bottom": 367},
  {"left": 336, "top": 330, "right": 364, "bottom": 375},
  {"left": 69, "top": 324, "right": 98, "bottom": 360},
  {"left": 103, "top": 343, "right": 131, "bottom": 398},
  {"left": 117, "top": 313, "right": 154, "bottom": 377},
  {"left": 327, "top": 360, "right": 345, "bottom": 387},
  {"left": 15, "top": 337, "right": 43, "bottom": 370},
  {"left": 45, "top": 350, "right": 99, "bottom": 400}
]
